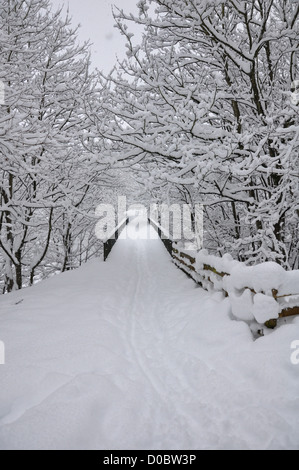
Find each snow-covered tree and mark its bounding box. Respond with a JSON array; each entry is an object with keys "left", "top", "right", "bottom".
[
  {"left": 97, "top": 0, "right": 299, "bottom": 267},
  {"left": 0, "top": 0, "right": 107, "bottom": 293}
]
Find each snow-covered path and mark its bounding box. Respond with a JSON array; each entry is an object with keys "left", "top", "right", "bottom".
[{"left": 0, "top": 221, "right": 298, "bottom": 450}]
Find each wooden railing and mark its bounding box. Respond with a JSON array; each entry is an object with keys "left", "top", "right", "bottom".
[
  {"left": 103, "top": 217, "right": 130, "bottom": 261},
  {"left": 172, "top": 247, "right": 196, "bottom": 276},
  {"left": 148, "top": 218, "right": 173, "bottom": 256},
  {"left": 104, "top": 215, "right": 173, "bottom": 261},
  {"left": 172, "top": 244, "right": 299, "bottom": 329}
]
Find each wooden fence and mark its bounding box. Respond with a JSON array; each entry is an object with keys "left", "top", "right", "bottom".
[{"left": 172, "top": 244, "right": 299, "bottom": 329}]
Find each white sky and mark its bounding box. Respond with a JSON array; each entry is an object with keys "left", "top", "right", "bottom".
[{"left": 49, "top": 0, "right": 142, "bottom": 73}]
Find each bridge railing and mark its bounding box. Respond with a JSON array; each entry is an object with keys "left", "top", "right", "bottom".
[
  {"left": 148, "top": 217, "right": 173, "bottom": 256},
  {"left": 103, "top": 216, "right": 130, "bottom": 261},
  {"left": 148, "top": 219, "right": 299, "bottom": 329},
  {"left": 172, "top": 243, "right": 299, "bottom": 329}
]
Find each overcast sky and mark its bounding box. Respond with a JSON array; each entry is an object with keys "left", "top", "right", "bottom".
[{"left": 50, "top": 0, "right": 141, "bottom": 73}]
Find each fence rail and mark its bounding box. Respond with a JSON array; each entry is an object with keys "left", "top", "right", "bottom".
[
  {"left": 148, "top": 218, "right": 173, "bottom": 256},
  {"left": 172, "top": 244, "right": 299, "bottom": 329},
  {"left": 103, "top": 217, "right": 130, "bottom": 261}
]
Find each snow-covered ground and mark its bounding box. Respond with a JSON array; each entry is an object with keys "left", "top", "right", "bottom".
[{"left": 0, "top": 221, "right": 298, "bottom": 450}]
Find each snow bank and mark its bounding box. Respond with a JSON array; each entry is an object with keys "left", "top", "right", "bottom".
[
  {"left": 0, "top": 222, "right": 299, "bottom": 450},
  {"left": 230, "top": 289, "right": 255, "bottom": 322}
]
